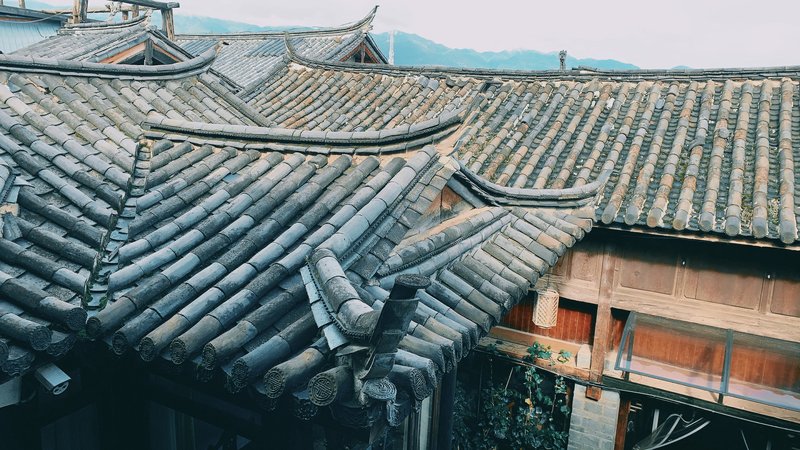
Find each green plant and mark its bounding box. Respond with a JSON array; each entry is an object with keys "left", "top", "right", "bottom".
[{"left": 453, "top": 343, "right": 572, "bottom": 449}]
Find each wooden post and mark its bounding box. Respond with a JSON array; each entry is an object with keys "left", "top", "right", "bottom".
[
  {"left": 588, "top": 243, "right": 617, "bottom": 391},
  {"left": 161, "top": 8, "right": 175, "bottom": 40},
  {"left": 360, "top": 45, "right": 365, "bottom": 63},
  {"left": 144, "top": 39, "right": 153, "bottom": 65},
  {"left": 434, "top": 367, "right": 456, "bottom": 450},
  {"left": 132, "top": 4, "right": 139, "bottom": 17},
  {"left": 18, "top": 0, "right": 25, "bottom": 9},
  {"left": 122, "top": 10, "right": 129, "bottom": 20},
  {"left": 71, "top": 0, "right": 87, "bottom": 23},
  {"left": 614, "top": 398, "right": 631, "bottom": 450}
]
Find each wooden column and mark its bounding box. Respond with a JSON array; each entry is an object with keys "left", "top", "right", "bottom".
[
  {"left": 434, "top": 367, "right": 456, "bottom": 450},
  {"left": 18, "top": 0, "right": 25, "bottom": 9},
  {"left": 132, "top": 4, "right": 139, "bottom": 17},
  {"left": 71, "top": 0, "right": 87, "bottom": 23},
  {"left": 144, "top": 39, "right": 153, "bottom": 65},
  {"left": 588, "top": 243, "right": 617, "bottom": 396},
  {"left": 614, "top": 398, "right": 631, "bottom": 450},
  {"left": 161, "top": 8, "right": 175, "bottom": 40}
]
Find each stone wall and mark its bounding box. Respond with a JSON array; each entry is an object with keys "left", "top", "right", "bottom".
[{"left": 568, "top": 384, "right": 620, "bottom": 450}]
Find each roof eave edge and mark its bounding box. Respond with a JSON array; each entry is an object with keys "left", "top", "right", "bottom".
[
  {"left": 175, "top": 5, "right": 378, "bottom": 40},
  {"left": 0, "top": 46, "right": 217, "bottom": 80}
]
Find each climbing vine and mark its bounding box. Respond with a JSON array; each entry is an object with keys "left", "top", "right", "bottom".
[{"left": 453, "top": 342, "right": 572, "bottom": 450}]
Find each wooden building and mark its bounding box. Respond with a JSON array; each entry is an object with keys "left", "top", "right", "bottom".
[{"left": 0, "top": 5, "right": 796, "bottom": 450}]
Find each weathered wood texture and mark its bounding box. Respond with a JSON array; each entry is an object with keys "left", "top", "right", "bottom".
[
  {"left": 524, "top": 231, "right": 800, "bottom": 342},
  {"left": 161, "top": 8, "right": 174, "bottom": 40},
  {"left": 71, "top": 0, "right": 87, "bottom": 23},
  {"left": 500, "top": 298, "right": 595, "bottom": 344},
  {"left": 589, "top": 242, "right": 616, "bottom": 382}
]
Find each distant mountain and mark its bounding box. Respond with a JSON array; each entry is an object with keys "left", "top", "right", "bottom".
[
  {"left": 18, "top": 2, "right": 639, "bottom": 70},
  {"left": 372, "top": 32, "right": 638, "bottom": 71},
  {"left": 172, "top": 15, "right": 303, "bottom": 35},
  {"left": 168, "top": 15, "right": 640, "bottom": 71}
]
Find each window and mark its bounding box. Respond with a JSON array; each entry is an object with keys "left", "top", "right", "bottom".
[{"left": 615, "top": 313, "right": 800, "bottom": 411}]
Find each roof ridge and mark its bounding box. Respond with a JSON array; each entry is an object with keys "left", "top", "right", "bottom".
[
  {"left": 60, "top": 10, "right": 152, "bottom": 33},
  {"left": 175, "top": 6, "right": 377, "bottom": 41},
  {"left": 453, "top": 160, "right": 609, "bottom": 208},
  {"left": 143, "top": 108, "right": 465, "bottom": 147},
  {"left": 0, "top": 46, "right": 217, "bottom": 80},
  {"left": 285, "top": 45, "right": 800, "bottom": 81}
]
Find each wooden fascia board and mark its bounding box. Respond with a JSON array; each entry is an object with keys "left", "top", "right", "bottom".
[{"left": 100, "top": 41, "right": 182, "bottom": 65}]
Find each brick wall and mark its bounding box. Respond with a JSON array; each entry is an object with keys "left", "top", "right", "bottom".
[{"left": 568, "top": 384, "right": 620, "bottom": 450}]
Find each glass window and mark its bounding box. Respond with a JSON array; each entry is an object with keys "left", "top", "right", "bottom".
[
  {"left": 615, "top": 313, "right": 800, "bottom": 412},
  {"left": 727, "top": 333, "right": 800, "bottom": 411},
  {"left": 615, "top": 314, "right": 728, "bottom": 392}
]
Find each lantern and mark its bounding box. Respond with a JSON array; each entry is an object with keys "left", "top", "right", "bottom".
[{"left": 533, "top": 288, "right": 559, "bottom": 328}]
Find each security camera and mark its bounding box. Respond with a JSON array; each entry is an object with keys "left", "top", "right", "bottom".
[{"left": 34, "top": 363, "right": 70, "bottom": 395}]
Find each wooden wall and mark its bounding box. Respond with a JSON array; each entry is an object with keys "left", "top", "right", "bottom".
[
  {"left": 500, "top": 298, "right": 595, "bottom": 345},
  {"left": 491, "top": 226, "right": 800, "bottom": 415},
  {"left": 532, "top": 230, "right": 800, "bottom": 342}
]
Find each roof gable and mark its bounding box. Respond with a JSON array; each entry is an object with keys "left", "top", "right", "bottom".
[
  {"left": 11, "top": 13, "right": 194, "bottom": 68},
  {"left": 176, "top": 7, "right": 387, "bottom": 89}
]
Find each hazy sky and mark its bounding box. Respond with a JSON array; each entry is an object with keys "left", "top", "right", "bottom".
[{"left": 160, "top": 0, "right": 798, "bottom": 69}]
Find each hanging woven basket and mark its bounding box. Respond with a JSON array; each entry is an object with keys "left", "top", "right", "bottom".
[{"left": 533, "top": 289, "right": 559, "bottom": 329}]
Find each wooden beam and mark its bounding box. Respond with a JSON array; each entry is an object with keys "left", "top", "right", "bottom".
[
  {"left": 44, "top": 6, "right": 137, "bottom": 14},
  {"left": 589, "top": 242, "right": 617, "bottom": 385},
  {"left": 99, "top": 41, "right": 146, "bottom": 64},
  {"left": 161, "top": 7, "right": 174, "bottom": 40},
  {"left": 118, "top": 0, "right": 178, "bottom": 9},
  {"left": 71, "top": 0, "right": 87, "bottom": 23}
]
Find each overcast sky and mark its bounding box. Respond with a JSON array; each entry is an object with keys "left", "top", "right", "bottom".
[{"left": 165, "top": 0, "right": 798, "bottom": 69}]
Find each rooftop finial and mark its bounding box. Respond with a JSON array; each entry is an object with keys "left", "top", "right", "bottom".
[{"left": 559, "top": 50, "right": 567, "bottom": 71}]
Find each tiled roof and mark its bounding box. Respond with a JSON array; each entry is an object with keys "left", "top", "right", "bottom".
[
  {"left": 12, "top": 13, "right": 196, "bottom": 66},
  {"left": 239, "top": 54, "right": 800, "bottom": 245},
  {"left": 0, "top": 47, "right": 594, "bottom": 427},
  {"left": 83, "top": 137, "right": 591, "bottom": 424},
  {"left": 0, "top": 6, "right": 66, "bottom": 54},
  {"left": 454, "top": 78, "right": 800, "bottom": 245},
  {"left": 176, "top": 7, "right": 386, "bottom": 89},
  {"left": 1, "top": 16, "right": 797, "bottom": 430},
  {"left": 243, "top": 65, "right": 479, "bottom": 132},
  {"left": 0, "top": 21, "right": 61, "bottom": 55},
  {"left": 0, "top": 52, "right": 265, "bottom": 379}
]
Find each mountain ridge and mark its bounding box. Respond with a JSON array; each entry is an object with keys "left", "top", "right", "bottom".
[{"left": 371, "top": 31, "right": 638, "bottom": 71}]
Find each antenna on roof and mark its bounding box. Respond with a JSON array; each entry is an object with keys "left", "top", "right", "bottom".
[
  {"left": 559, "top": 50, "right": 567, "bottom": 71},
  {"left": 388, "top": 30, "right": 396, "bottom": 65}
]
